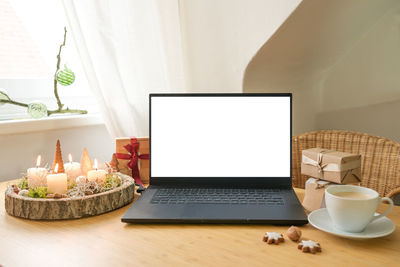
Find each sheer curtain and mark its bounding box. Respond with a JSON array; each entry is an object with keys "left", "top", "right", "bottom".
[{"left": 62, "top": 0, "right": 186, "bottom": 138}]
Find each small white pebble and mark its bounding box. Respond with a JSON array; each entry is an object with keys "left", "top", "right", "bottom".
[{"left": 18, "top": 189, "right": 29, "bottom": 197}]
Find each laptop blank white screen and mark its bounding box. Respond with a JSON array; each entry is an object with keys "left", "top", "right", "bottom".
[{"left": 150, "top": 96, "right": 291, "bottom": 178}]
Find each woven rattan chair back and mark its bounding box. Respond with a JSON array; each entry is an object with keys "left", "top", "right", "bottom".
[{"left": 292, "top": 130, "right": 400, "bottom": 197}]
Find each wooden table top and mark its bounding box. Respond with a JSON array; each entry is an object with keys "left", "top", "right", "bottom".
[{"left": 1, "top": 180, "right": 399, "bottom": 267}]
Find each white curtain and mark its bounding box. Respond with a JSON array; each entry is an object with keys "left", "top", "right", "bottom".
[{"left": 62, "top": 0, "right": 186, "bottom": 138}]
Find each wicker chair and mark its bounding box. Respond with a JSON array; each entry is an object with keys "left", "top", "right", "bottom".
[{"left": 292, "top": 130, "right": 400, "bottom": 198}]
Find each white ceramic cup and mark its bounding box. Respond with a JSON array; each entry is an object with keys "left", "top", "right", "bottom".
[{"left": 325, "top": 185, "right": 394, "bottom": 233}]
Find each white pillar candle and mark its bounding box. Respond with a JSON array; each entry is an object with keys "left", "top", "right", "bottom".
[
  {"left": 87, "top": 170, "right": 107, "bottom": 183},
  {"left": 46, "top": 164, "right": 67, "bottom": 194},
  {"left": 87, "top": 159, "right": 107, "bottom": 184},
  {"left": 27, "top": 155, "right": 48, "bottom": 188},
  {"left": 64, "top": 154, "right": 81, "bottom": 182}
]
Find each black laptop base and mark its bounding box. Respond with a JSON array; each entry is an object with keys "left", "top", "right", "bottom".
[{"left": 121, "top": 185, "right": 308, "bottom": 225}]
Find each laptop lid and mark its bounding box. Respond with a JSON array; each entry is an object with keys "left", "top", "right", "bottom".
[{"left": 149, "top": 93, "right": 292, "bottom": 188}]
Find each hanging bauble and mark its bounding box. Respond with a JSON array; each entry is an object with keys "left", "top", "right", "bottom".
[
  {"left": 27, "top": 102, "right": 47, "bottom": 119},
  {"left": 56, "top": 65, "right": 75, "bottom": 86},
  {"left": 0, "top": 88, "right": 10, "bottom": 106}
]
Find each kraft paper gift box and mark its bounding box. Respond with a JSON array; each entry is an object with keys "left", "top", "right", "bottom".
[
  {"left": 302, "top": 178, "right": 334, "bottom": 212},
  {"left": 301, "top": 148, "right": 362, "bottom": 184},
  {"left": 115, "top": 137, "right": 149, "bottom": 184},
  {"left": 302, "top": 177, "right": 361, "bottom": 212}
]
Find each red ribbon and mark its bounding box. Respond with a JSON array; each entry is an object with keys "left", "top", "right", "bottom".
[{"left": 116, "top": 138, "right": 149, "bottom": 186}]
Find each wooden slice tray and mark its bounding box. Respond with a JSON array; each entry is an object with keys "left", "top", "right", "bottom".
[{"left": 5, "top": 173, "right": 135, "bottom": 220}]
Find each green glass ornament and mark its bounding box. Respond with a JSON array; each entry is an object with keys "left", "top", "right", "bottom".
[
  {"left": 57, "top": 65, "right": 75, "bottom": 86},
  {"left": 0, "top": 88, "right": 10, "bottom": 106},
  {"left": 28, "top": 102, "right": 47, "bottom": 119}
]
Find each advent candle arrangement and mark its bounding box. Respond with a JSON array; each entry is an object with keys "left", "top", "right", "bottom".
[
  {"left": 5, "top": 139, "right": 136, "bottom": 220},
  {"left": 10, "top": 140, "right": 124, "bottom": 199}
]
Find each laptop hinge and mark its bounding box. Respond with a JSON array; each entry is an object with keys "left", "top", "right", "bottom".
[{"left": 150, "top": 177, "right": 292, "bottom": 188}]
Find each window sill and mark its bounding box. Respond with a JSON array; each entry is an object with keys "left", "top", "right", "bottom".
[{"left": 0, "top": 114, "right": 104, "bottom": 135}]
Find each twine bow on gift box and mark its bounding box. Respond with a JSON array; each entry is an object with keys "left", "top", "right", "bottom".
[
  {"left": 116, "top": 138, "right": 149, "bottom": 186},
  {"left": 302, "top": 149, "right": 361, "bottom": 182},
  {"left": 315, "top": 150, "right": 329, "bottom": 177},
  {"left": 302, "top": 150, "right": 332, "bottom": 179}
]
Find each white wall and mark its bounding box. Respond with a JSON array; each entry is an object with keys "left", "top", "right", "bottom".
[
  {"left": 243, "top": 0, "right": 399, "bottom": 138},
  {"left": 316, "top": 5, "right": 400, "bottom": 141},
  {"left": 180, "top": 0, "right": 301, "bottom": 92},
  {"left": 0, "top": 124, "right": 114, "bottom": 181}
]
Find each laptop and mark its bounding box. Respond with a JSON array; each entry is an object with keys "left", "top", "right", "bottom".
[{"left": 122, "top": 93, "right": 308, "bottom": 224}]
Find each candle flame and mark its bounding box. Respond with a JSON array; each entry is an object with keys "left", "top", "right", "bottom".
[
  {"left": 54, "top": 163, "right": 59, "bottom": 173},
  {"left": 36, "top": 155, "right": 41, "bottom": 167},
  {"left": 68, "top": 153, "right": 72, "bottom": 163},
  {"left": 93, "top": 159, "right": 98, "bottom": 170}
]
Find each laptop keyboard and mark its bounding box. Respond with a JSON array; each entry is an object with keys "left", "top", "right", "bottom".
[{"left": 150, "top": 188, "right": 284, "bottom": 205}]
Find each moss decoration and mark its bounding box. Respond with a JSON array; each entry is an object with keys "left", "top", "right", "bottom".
[{"left": 28, "top": 187, "right": 48, "bottom": 198}]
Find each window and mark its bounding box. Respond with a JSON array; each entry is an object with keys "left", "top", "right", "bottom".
[{"left": 0, "top": 0, "right": 98, "bottom": 120}]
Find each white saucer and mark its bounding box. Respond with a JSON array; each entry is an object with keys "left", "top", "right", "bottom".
[{"left": 308, "top": 208, "right": 395, "bottom": 239}]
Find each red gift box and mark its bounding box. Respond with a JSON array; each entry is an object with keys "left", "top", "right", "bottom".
[{"left": 115, "top": 137, "right": 149, "bottom": 185}]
